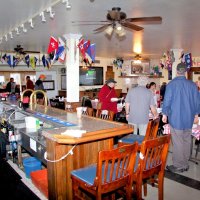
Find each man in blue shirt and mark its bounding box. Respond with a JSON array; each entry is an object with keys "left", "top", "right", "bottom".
[{"left": 162, "top": 62, "right": 199, "bottom": 173}]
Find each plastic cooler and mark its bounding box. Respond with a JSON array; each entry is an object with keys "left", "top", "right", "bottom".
[{"left": 23, "top": 157, "right": 42, "bottom": 178}]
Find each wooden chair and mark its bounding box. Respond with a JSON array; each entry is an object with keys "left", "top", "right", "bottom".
[
  {"left": 132, "top": 135, "right": 171, "bottom": 200},
  {"left": 71, "top": 143, "right": 139, "bottom": 200},
  {"left": 118, "top": 117, "right": 160, "bottom": 146},
  {"left": 96, "top": 109, "right": 114, "bottom": 121},
  {"left": 82, "top": 107, "right": 94, "bottom": 116}
]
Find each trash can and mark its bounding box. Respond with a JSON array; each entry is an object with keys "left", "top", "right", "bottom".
[{"left": 23, "top": 157, "right": 42, "bottom": 178}]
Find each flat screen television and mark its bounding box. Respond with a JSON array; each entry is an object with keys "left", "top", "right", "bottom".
[{"left": 79, "top": 67, "right": 103, "bottom": 86}]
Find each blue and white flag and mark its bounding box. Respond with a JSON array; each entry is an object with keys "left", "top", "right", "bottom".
[
  {"left": 6, "top": 55, "right": 12, "bottom": 67},
  {"left": 52, "top": 37, "right": 66, "bottom": 63},
  {"left": 184, "top": 53, "right": 192, "bottom": 70},
  {"left": 25, "top": 55, "right": 30, "bottom": 67},
  {"left": 87, "top": 43, "right": 96, "bottom": 62}
]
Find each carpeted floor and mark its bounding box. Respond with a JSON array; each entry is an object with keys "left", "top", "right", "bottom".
[{"left": 0, "top": 158, "right": 40, "bottom": 200}]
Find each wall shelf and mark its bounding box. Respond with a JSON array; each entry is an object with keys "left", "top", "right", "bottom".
[{"left": 118, "top": 75, "right": 164, "bottom": 78}]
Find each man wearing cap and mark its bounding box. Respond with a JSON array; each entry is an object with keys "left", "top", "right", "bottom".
[
  {"left": 162, "top": 62, "right": 199, "bottom": 173},
  {"left": 98, "top": 78, "right": 119, "bottom": 114},
  {"left": 125, "top": 76, "right": 158, "bottom": 135},
  {"left": 34, "top": 74, "right": 46, "bottom": 91}
]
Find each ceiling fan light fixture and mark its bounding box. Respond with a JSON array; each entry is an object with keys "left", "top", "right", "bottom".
[
  {"left": 133, "top": 60, "right": 142, "bottom": 64},
  {"left": 117, "top": 29, "right": 126, "bottom": 37},
  {"left": 105, "top": 26, "right": 114, "bottom": 36}
]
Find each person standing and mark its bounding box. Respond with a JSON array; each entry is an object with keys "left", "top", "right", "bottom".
[
  {"left": 125, "top": 76, "right": 158, "bottom": 136},
  {"left": 98, "top": 78, "right": 119, "bottom": 114},
  {"left": 6, "top": 77, "right": 16, "bottom": 94},
  {"left": 162, "top": 62, "right": 200, "bottom": 173},
  {"left": 26, "top": 76, "right": 34, "bottom": 90},
  {"left": 149, "top": 82, "right": 158, "bottom": 107},
  {"left": 34, "top": 74, "right": 46, "bottom": 91}
]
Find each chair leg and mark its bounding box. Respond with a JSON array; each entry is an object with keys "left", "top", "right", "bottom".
[
  {"left": 158, "top": 173, "right": 164, "bottom": 200},
  {"left": 143, "top": 181, "right": 147, "bottom": 196}
]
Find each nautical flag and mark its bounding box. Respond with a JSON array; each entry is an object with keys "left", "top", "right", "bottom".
[
  {"left": 184, "top": 53, "right": 192, "bottom": 70},
  {"left": 42, "top": 55, "right": 46, "bottom": 67},
  {"left": 52, "top": 37, "right": 65, "bottom": 63},
  {"left": 2, "top": 53, "right": 7, "bottom": 62},
  {"left": 47, "top": 36, "right": 58, "bottom": 54},
  {"left": 58, "top": 37, "right": 66, "bottom": 63},
  {"left": 13, "top": 56, "right": 20, "bottom": 67},
  {"left": 24, "top": 55, "right": 30, "bottom": 67},
  {"left": 87, "top": 43, "right": 96, "bottom": 62},
  {"left": 83, "top": 40, "right": 90, "bottom": 52},
  {"left": 0, "top": 52, "right": 2, "bottom": 63},
  {"left": 77, "top": 38, "right": 86, "bottom": 58},
  {"left": 6, "top": 55, "right": 12, "bottom": 67},
  {"left": 30, "top": 56, "right": 38, "bottom": 69}
]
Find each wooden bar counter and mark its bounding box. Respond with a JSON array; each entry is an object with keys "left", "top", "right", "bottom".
[{"left": 13, "top": 103, "right": 133, "bottom": 199}]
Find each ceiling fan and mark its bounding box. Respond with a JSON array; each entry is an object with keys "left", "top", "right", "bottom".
[
  {"left": 14, "top": 45, "right": 40, "bottom": 55},
  {"left": 72, "top": 7, "right": 162, "bottom": 34}
]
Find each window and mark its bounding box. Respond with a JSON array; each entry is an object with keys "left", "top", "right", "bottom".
[{"left": 10, "top": 73, "right": 21, "bottom": 85}]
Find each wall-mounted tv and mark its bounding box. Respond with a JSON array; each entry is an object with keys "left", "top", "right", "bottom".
[{"left": 79, "top": 67, "right": 103, "bottom": 86}]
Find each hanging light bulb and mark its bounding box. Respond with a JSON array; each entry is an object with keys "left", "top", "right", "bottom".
[
  {"left": 105, "top": 26, "right": 114, "bottom": 36},
  {"left": 9, "top": 32, "right": 13, "bottom": 39},
  {"left": 40, "top": 11, "right": 46, "bottom": 22},
  {"left": 29, "top": 19, "right": 34, "bottom": 28},
  {"left": 15, "top": 27, "right": 20, "bottom": 35},
  {"left": 21, "top": 24, "right": 27, "bottom": 33}
]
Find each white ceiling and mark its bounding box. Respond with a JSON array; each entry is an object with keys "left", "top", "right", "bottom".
[{"left": 0, "top": 0, "right": 200, "bottom": 60}]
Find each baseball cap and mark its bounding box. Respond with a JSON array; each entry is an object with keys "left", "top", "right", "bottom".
[
  {"left": 177, "top": 62, "right": 187, "bottom": 74},
  {"left": 39, "top": 74, "right": 46, "bottom": 79},
  {"left": 106, "top": 78, "right": 117, "bottom": 84}
]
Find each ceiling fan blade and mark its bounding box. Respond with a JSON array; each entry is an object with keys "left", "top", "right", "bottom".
[
  {"left": 93, "top": 24, "right": 112, "bottom": 32},
  {"left": 24, "top": 50, "right": 40, "bottom": 54},
  {"left": 126, "top": 16, "right": 162, "bottom": 24},
  {"left": 72, "top": 20, "right": 108, "bottom": 23},
  {"left": 121, "top": 21, "right": 143, "bottom": 31}
]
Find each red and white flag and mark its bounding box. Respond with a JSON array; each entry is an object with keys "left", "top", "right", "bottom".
[
  {"left": 77, "top": 38, "right": 86, "bottom": 58},
  {"left": 47, "top": 36, "right": 58, "bottom": 54}
]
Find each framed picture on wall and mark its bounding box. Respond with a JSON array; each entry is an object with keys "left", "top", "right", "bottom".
[
  {"left": 43, "top": 80, "right": 55, "bottom": 90},
  {"left": 131, "top": 60, "right": 150, "bottom": 74},
  {"left": 61, "top": 75, "right": 66, "bottom": 90}
]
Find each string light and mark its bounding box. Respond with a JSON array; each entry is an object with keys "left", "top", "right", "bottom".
[
  {"left": 40, "top": 11, "right": 46, "bottom": 22},
  {"left": 15, "top": 28, "right": 20, "bottom": 35},
  {"left": 0, "top": 0, "right": 72, "bottom": 43},
  {"left": 46, "top": 7, "right": 55, "bottom": 19},
  {"left": 4, "top": 34, "right": 8, "bottom": 41},
  {"left": 29, "top": 19, "right": 34, "bottom": 28},
  {"left": 62, "top": 0, "right": 71, "bottom": 9},
  {"left": 21, "top": 24, "right": 27, "bottom": 33},
  {"left": 9, "top": 32, "right": 13, "bottom": 39}
]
